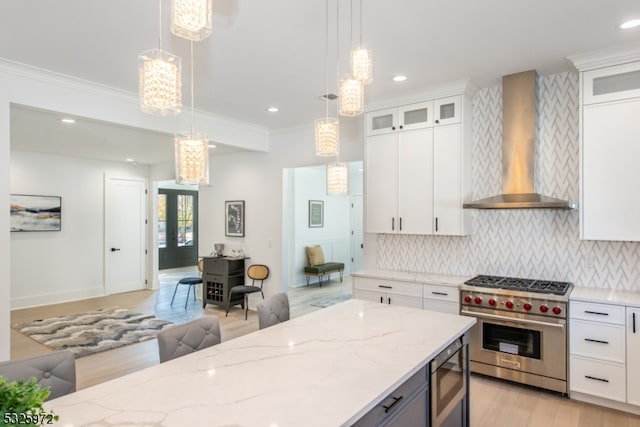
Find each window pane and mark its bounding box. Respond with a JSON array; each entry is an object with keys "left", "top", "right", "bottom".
[
  {"left": 158, "top": 194, "right": 167, "bottom": 249},
  {"left": 177, "top": 195, "right": 194, "bottom": 247}
]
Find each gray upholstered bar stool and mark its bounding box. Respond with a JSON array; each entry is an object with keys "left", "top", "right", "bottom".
[
  {"left": 157, "top": 316, "right": 222, "bottom": 363},
  {"left": 256, "top": 292, "right": 290, "bottom": 329},
  {"left": 0, "top": 350, "right": 76, "bottom": 400}
]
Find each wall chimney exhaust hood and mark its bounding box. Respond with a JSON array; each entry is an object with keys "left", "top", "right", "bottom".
[{"left": 463, "top": 70, "right": 576, "bottom": 209}]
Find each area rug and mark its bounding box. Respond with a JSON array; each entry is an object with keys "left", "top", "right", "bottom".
[
  {"left": 13, "top": 308, "right": 173, "bottom": 358},
  {"left": 309, "top": 293, "right": 352, "bottom": 308}
]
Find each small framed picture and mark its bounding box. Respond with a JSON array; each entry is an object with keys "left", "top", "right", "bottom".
[
  {"left": 225, "top": 200, "right": 245, "bottom": 237},
  {"left": 308, "top": 200, "right": 324, "bottom": 228}
]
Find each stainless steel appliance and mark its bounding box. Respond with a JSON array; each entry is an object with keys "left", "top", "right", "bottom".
[
  {"left": 460, "top": 275, "right": 573, "bottom": 394},
  {"left": 431, "top": 334, "right": 469, "bottom": 427}
]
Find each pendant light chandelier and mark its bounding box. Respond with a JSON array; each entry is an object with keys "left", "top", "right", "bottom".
[
  {"left": 327, "top": 161, "right": 349, "bottom": 196},
  {"left": 171, "top": 0, "right": 213, "bottom": 41},
  {"left": 175, "top": 41, "right": 210, "bottom": 185},
  {"left": 139, "top": 0, "right": 182, "bottom": 116},
  {"left": 338, "top": 0, "right": 364, "bottom": 117},
  {"left": 350, "top": 0, "right": 372, "bottom": 85},
  {"left": 315, "top": 0, "right": 339, "bottom": 157}
]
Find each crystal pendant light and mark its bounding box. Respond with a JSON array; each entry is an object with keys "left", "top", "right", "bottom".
[
  {"left": 139, "top": 0, "right": 182, "bottom": 115},
  {"left": 315, "top": 0, "right": 339, "bottom": 157},
  {"left": 175, "top": 42, "right": 210, "bottom": 185},
  {"left": 170, "top": 0, "right": 213, "bottom": 41},
  {"left": 338, "top": 76, "right": 364, "bottom": 117},
  {"left": 327, "top": 162, "right": 349, "bottom": 196},
  {"left": 350, "top": 0, "right": 372, "bottom": 85},
  {"left": 351, "top": 47, "right": 372, "bottom": 85},
  {"left": 315, "top": 117, "right": 339, "bottom": 156}
]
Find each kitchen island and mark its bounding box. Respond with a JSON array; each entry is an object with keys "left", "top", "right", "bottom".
[{"left": 45, "top": 299, "right": 475, "bottom": 426}]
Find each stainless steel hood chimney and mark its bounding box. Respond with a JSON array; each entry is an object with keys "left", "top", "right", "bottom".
[{"left": 463, "top": 70, "right": 575, "bottom": 209}]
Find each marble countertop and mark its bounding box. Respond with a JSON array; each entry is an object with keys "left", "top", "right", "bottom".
[
  {"left": 46, "top": 299, "right": 475, "bottom": 427},
  {"left": 571, "top": 286, "right": 640, "bottom": 308},
  {"left": 352, "top": 269, "right": 472, "bottom": 287}
]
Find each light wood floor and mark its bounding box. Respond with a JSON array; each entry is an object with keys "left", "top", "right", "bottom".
[{"left": 10, "top": 272, "right": 640, "bottom": 426}]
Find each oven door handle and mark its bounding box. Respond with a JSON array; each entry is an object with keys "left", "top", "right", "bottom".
[{"left": 460, "top": 310, "right": 565, "bottom": 331}]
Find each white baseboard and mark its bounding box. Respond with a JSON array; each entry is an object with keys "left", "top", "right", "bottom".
[
  {"left": 10, "top": 286, "right": 105, "bottom": 310},
  {"left": 570, "top": 391, "right": 640, "bottom": 415}
]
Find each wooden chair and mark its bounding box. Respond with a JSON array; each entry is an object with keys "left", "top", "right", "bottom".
[{"left": 225, "top": 264, "right": 269, "bottom": 320}]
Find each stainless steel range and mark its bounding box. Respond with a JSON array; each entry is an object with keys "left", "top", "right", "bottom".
[{"left": 459, "top": 275, "right": 573, "bottom": 394}]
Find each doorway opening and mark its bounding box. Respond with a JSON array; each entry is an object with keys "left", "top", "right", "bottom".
[{"left": 158, "top": 185, "right": 199, "bottom": 270}]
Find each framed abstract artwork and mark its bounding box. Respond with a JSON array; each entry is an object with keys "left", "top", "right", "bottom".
[
  {"left": 225, "top": 200, "right": 245, "bottom": 237},
  {"left": 10, "top": 194, "right": 62, "bottom": 232},
  {"left": 308, "top": 200, "right": 324, "bottom": 228}
]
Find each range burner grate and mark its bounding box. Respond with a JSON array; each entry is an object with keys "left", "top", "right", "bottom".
[{"left": 464, "top": 275, "right": 571, "bottom": 296}]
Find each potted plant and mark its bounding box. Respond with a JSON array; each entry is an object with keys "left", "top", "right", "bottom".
[{"left": 0, "top": 376, "right": 58, "bottom": 426}]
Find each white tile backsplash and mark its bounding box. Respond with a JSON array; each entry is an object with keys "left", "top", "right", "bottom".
[{"left": 376, "top": 72, "right": 640, "bottom": 290}]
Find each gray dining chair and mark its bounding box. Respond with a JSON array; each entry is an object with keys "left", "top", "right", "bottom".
[
  {"left": 157, "top": 316, "right": 222, "bottom": 363},
  {"left": 257, "top": 292, "right": 290, "bottom": 329},
  {"left": 0, "top": 350, "right": 76, "bottom": 401}
]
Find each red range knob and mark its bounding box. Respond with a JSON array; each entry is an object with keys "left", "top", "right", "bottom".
[
  {"left": 474, "top": 297, "right": 483, "bottom": 305},
  {"left": 524, "top": 303, "right": 532, "bottom": 311},
  {"left": 505, "top": 301, "right": 514, "bottom": 309},
  {"left": 540, "top": 304, "right": 549, "bottom": 313},
  {"left": 552, "top": 306, "right": 562, "bottom": 315},
  {"left": 464, "top": 295, "right": 472, "bottom": 303},
  {"left": 489, "top": 299, "right": 497, "bottom": 307}
]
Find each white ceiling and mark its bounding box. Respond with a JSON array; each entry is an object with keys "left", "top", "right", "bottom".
[{"left": 2, "top": 0, "right": 640, "bottom": 164}]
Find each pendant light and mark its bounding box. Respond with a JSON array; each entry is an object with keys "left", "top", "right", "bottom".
[
  {"left": 170, "top": 0, "right": 213, "bottom": 41},
  {"left": 315, "top": 0, "right": 339, "bottom": 157},
  {"left": 175, "top": 41, "right": 210, "bottom": 185},
  {"left": 327, "top": 161, "right": 349, "bottom": 196},
  {"left": 350, "top": 0, "right": 372, "bottom": 85},
  {"left": 338, "top": 0, "right": 364, "bottom": 117},
  {"left": 139, "top": 0, "right": 182, "bottom": 115}
]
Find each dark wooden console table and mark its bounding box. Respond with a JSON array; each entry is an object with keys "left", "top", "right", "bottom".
[{"left": 202, "top": 256, "right": 249, "bottom": 308}]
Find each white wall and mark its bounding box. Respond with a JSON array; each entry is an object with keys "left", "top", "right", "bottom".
[
  {"left": 10, "top": 151, "right": 149, "bottom": 308},
  {"left": 0, "top": 99, "right": 9, "bottom": 360},
  {"left": 198, "top": 119, "right": 364, "bottom": 307}
]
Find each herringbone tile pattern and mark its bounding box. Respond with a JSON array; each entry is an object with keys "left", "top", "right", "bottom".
[{"left": 377, "top": 72, "right": 640, "bottom": 290}]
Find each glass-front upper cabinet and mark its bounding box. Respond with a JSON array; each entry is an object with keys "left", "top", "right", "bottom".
[
  {"left": 366, "top": 101, "right": 433, "bottom": 136},
  {"left": 434, "top": 95, "right": 461, "bottom": 126},
  {"left": 583, "top": 61, "right": 640, "bottom": 105}
]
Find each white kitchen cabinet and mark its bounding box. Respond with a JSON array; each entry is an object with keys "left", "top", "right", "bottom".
[
  {"left": 570, "top": 300, "right": 627, "bottom": 402},
  {"left": 422, "top": 283, "right": 459, "bottom": 314},
  {"left": 627, "top": 307, "right": 640, "bottom": 406},
  {"left": 574, "top": 54, "right": 640, "bottom": 242},
  {"left": 353, "top": 277, "right": 423, "bottom": 309},
  {"left": 365, "top": 93, "right": 472, "bottom": 236},
  {"left": 366, "top": 101, "right": 433, "bottom": 136}
]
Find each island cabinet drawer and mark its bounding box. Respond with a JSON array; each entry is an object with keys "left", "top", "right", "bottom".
[
  {"left": 422, "top": 284, "right": 458, "bottom": 303},
  {"left": 354, "top": 277, "right": 422, "bottom": 298},
  {"left": 570, "top": 301, "right": 625, "bottom": 325},
  {"left": 570, "top": 355, "right": 626, "bottom": 402},
  {"left": 352, "top": 366, "right": 428, "bottom": 427},
  {"left": 570, "top": 319, "right": 625, "bottom": 363}
]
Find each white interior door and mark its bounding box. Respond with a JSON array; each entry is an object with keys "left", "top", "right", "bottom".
[{"left": 105, "top": 176, "right": 147, "bottom": 294}]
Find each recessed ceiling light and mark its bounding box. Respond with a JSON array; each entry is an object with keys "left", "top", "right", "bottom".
[
  {"left": 60, "top": 118, "right": 76, "bottom": 124},
  {"left": 392, "top": 75, "right": 407, "bottom": 82},
  {"left": 125, "top": 158, "right": 135, "bottom": 163},
  {"left": 208, "top": 143, "right": 217, "bottom": 148},
  {"left": 620, "top": 19, "right": 640, "bottom": 29},
  {"left": 266, "top": 106, "right": 279, "bottom": 113}
]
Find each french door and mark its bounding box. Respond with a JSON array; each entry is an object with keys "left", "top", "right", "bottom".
[{"left": 158, "top": 189, "right": 198, "bottom": 270}]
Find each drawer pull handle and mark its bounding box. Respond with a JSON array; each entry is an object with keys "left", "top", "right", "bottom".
[
  {"left": 378, "top": 285, "right": 393, "bottom": 289},
  {"left": 383, "top": 395, "right": 404, "bottom": 413},
  {"left": 634, "top": 312, "right": 637, "bottom": 334},
  {"left": 431, "top": 291, "right": 448, "bottom": 296},
  {"left": 585, "top": 375, "right": 609, "bottom": 383},
  {"left": 584, "top": 310, "right": 609, "bottom": 316},
  {"left": 584, "top": 338, "right": 609, "bottom": 345}
]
